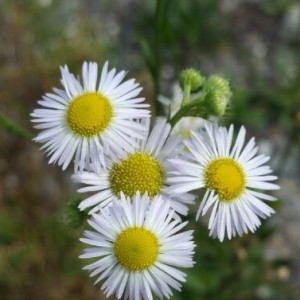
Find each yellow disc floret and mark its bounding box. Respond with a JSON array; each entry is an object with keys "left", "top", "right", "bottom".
[
  {"left": 114, "top": 227, "right": 159, "bottom": 271},
  {"left": 204, "top": 158, "right": 245, "bottom": 202},
  {"left": 109, "top": 152, "right": 164, "bottom": 198},
  {"left": 66, "top": 92, "right": 112, "bottom": 137}
]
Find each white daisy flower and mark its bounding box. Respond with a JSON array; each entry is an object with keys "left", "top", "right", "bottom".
[
  {"left": 80, "top": 193, "right": 195, "bottom": 300},
  {"left": 167, "top": 124, "right": 279, "bottom": 241},
  {"left": 72, "top": 119, "right": 195, "bottom": 215},
  {"left": 31, "top": 61, "right": 150, "bottom": 171}
]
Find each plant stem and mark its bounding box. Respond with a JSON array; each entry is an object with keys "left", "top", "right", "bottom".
[
  {"left": 153, "top": 0, "right": 168, "bottom": 116},
  {"left": 182, "top": 83, "right": 191, "bottom": 107},
  {"left": 0, "top": 112, "right": 33, "bottom": 140},
  {"left": 168, "top": 99, "right": 200, "bottom": 128}
]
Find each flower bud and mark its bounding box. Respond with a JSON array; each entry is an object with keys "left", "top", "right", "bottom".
[
  {"left": 179, "top": 68, "right": 204, "bottom": 92},
  {"left": 204, "top": 75, "right": 231, "bottom": 116},
  {"left": 62, "top": 196, "right": 86, "bottom": 228}
]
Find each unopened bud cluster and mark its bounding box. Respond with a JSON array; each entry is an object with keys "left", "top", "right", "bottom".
[
  {"left": 203, "top": 75, "right": 232, "bottom": 116},
  {"left": 176, "top": 68, "right": 232, "bottom": 120}
]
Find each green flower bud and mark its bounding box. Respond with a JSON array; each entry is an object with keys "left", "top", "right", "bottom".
[
  {"left": 179, "top": 68, "right": 204, "bottom": 92},
  {"left": 204, "top": 75, "right": 231, "bottom": 116},
  {"left": 62, "top": 196, "right": 86, "bottom": 228}
]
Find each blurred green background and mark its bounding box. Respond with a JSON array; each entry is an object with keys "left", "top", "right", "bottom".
[{"left": 0, "top": 0, "right": 300, "bottom": 299}]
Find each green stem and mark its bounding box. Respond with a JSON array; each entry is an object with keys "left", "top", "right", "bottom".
[
  {"left": 0, "top": 112, "right": 33, "bottom": 140},
  {"left": 168, "top": 99, "right": 200, "bottom": 128},
  {"left": 168, "top": 88, "right": 209, "bottom": 128},
  {"left": 153, "top": 0, "right": 168, "bottom": 116},
  {"left": 181, "top": 83, "right": 191, "bottom": 107}
]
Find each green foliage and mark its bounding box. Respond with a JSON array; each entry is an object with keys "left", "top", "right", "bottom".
[{"left": 0, "top": 214, "right": 21, "bottom": 244}]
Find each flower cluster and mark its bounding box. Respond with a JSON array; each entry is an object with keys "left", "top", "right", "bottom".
[{"left": 31, "top": 61, "right": 279, "bottom": 300}]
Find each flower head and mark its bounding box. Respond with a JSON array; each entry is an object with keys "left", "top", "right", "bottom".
[
  {"left": 167, "top": 124, "right": 279, "bottom": 241},
  {"left": 73, "top": 119, "right": 195, "bottom": 215},
  {"left": 179, "top": 68, "right": 204, "bottom": 92},
  {"left": 31, "top": 61, "right": 150, "bottom": 171},
  {"left": 80, "top": 193, "right": 195, "bottom": 300},
  {"left": 203, "top": 75, "right": 231, "bottom": 117}
]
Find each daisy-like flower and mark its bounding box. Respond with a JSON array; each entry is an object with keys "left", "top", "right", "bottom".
[
  {"left": 72, "top": 119, "right": 195, "bottom": 215},
  {"left": 31, "top": 61, "right": 150, "bottom": 171},
  {"left": 80, "top": 193, "right": 195, "bottom": 300},
  {"left": 167, "top": 124, "right": 279, "bottom": 241}
]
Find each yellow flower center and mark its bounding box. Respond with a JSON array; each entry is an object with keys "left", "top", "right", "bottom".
[
  {"left": 114, "top": 227, "right": 159, "bottom": 271},
  {"left": 204, "top": 158, "right": 245, "bottom": 202},
  {"left": 109, "top": 152, "right": 164, "bottom": 198},
  {"left": 66, "top": 92, "right": 112, "bottom": 137}
]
